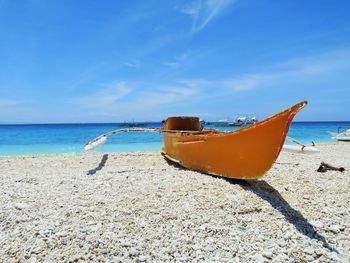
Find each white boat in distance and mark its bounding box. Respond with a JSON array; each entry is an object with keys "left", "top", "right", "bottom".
[{"left": 330, "top": 127, "right": 350, "bottom": 141}]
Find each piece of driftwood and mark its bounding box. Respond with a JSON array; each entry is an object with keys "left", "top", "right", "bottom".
[{"left": 317, "top": 161, "right": 345, "bottom": 173}]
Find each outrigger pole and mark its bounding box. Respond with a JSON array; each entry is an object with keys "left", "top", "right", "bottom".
[
  {"left": 84, "top": 128, "right": 162, "bottom": 151},
  {"left": 84, "top": 128, "right": 207, "bottom": 151}
]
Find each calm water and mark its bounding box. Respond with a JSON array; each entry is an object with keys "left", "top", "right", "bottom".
[{"left": 0, "top": 122, "right": 349, "bottom": 156}]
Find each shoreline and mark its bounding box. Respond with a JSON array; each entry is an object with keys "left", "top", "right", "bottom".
[
  {"left": 1, "top": 143, "right": 349, "bottom": 262},
  {"left": 0, "top": 150, "right": 161, "bottom": 158},
  {"left": 0, "top": 141, "right": 346, "bottom": 158}
]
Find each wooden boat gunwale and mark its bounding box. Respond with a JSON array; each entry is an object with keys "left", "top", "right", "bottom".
[{"left": 163, "top": 100, "right": 307, "bottom": 139}]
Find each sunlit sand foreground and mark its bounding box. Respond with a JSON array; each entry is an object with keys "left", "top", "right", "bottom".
[{"left": 0, "top": 143, "right": 349, "bottom": 262}]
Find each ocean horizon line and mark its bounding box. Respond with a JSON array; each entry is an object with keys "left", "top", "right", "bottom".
[{"left": 1, "top": 120, "right": 350, "bottom": 126}]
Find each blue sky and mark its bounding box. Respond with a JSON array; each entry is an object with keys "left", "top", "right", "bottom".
[{"left": 0, "top": 0, "right": 350, "bottom": 123}]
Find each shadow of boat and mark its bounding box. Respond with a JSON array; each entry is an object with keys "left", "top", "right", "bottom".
[{"left": 225, "top": 178, "right": 336, "bottom": 252}]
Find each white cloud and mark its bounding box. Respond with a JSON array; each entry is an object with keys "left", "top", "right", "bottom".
[
  {"left": 0, "top": 99, "right": 30, "bottom": 123},
  {"left": 123, "top": 60, "right": 140, "bottom": 68},
  {"left": 139, "top": 86, "right": 197, "bottom": 105},
  {"left": 118, "top": 85, "right": 199, "bottom": 114},
  {"left": 219, "top": 48, "right": 350, "bottom": 92},
  {"left": 163, "top": 53, "right": 189, "bottom": 68},
  {"left": 67, "top": 48, "right": 350, "bottom": 121},
  {"left": 163, "top": 61, "right": 180, "bottom": 68},
  {"left": 0, "top": 99, "right": 23, "bottom": 107},
  {"left": 177, "top": 78, "right": 210, "bottom": 88},
  {"left": 180, "top": 0, "right": 236, "bottom": 31},
  {"left": 119, "top": 85, "right": 199, "bottom": 118},
  {"left": 70, "top": 82, "right": 131, "bottom": 109},
  {"left": 69, "top": 80, "right": 199, "bottom": 120},
  {"left": 163, "top": 49, "right": 350, "bottom": 99},
  {"left": 222, "top": 74, "right": 275, "bottom": 91}
]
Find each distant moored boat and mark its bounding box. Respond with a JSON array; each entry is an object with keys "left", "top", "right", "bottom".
[{"left": 330, "top": 127, "right": 350, "bottom": 141}]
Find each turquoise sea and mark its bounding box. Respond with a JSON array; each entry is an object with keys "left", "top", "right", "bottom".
[{"left": 0, "top": 122, "right": 349, "bottom": 156}]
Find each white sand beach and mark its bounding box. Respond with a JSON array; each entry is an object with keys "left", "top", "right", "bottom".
[{"left": 0, "top": 143, "right": 349, "bottom": 262}]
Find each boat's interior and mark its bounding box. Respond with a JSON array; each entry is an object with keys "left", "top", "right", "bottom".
[
  {"left": 163, "top": 116, "right": 222, "bottom": 136},
  {"left": 164, "top": 116, "right": 202, "bottom": 131}
]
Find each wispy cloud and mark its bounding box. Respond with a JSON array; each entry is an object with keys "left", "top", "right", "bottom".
[
  {"left": 0, "top": 99, "right": 23, "bottom": 107},
  {"left": 70, "top": 82, "right": 131, "bottom": 109},
  {"left": 133, "top": 86, "right": 197, "bottom": 107},
  {"left": 117, "top": 85, "right": 199, "bottom": 118},
  {"left": 177, "top": 78, "right": 211, "bottom": 88},
  {"left": 221, "top": 74, "right": 275, "bottom": 91},
  {"left": 67, "top": 48, "right": 350, "bottom": 121},
  {"left": 123, "top": 60, "right": 140, "bottom": 68},
  {"left": 219, "top": 48, "right": 350, "bottom": 93},
  {"left": 69, "top": 80, "right": 199, "bottom": 119},
  {"left": 163, "top": 52, "right": 189, "bottom": 68},
  {"left": 0, "top": 99, "right": 27, "bottom": 123},
  {"left": 180, "top": 0, "right": 236, "bottom": 31}
]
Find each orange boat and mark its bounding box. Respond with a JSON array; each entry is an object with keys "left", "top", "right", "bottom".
[{"left": 162, "top": 101, "right": 307, "bottom": 179}]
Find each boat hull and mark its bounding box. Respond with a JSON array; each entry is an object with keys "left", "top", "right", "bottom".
[{"left": 162, "top": 101, "right": 307, "bottom": 179}]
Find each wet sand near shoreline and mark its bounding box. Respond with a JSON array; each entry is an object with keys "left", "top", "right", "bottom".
[{"left": 0, "top": 143, "right": 349, "bottom": 262}]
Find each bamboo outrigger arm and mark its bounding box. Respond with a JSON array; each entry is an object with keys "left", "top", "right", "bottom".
[
  {"left": 84, "top": 128, "right": 210, "bottom": 151},
  {"left": 84, "top": 128, "right": 162, "bottom": 151}
]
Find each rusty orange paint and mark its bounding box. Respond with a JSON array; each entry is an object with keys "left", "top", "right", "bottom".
[{"left": 162, "top": 101, "right": 307, "bottom": 180}]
